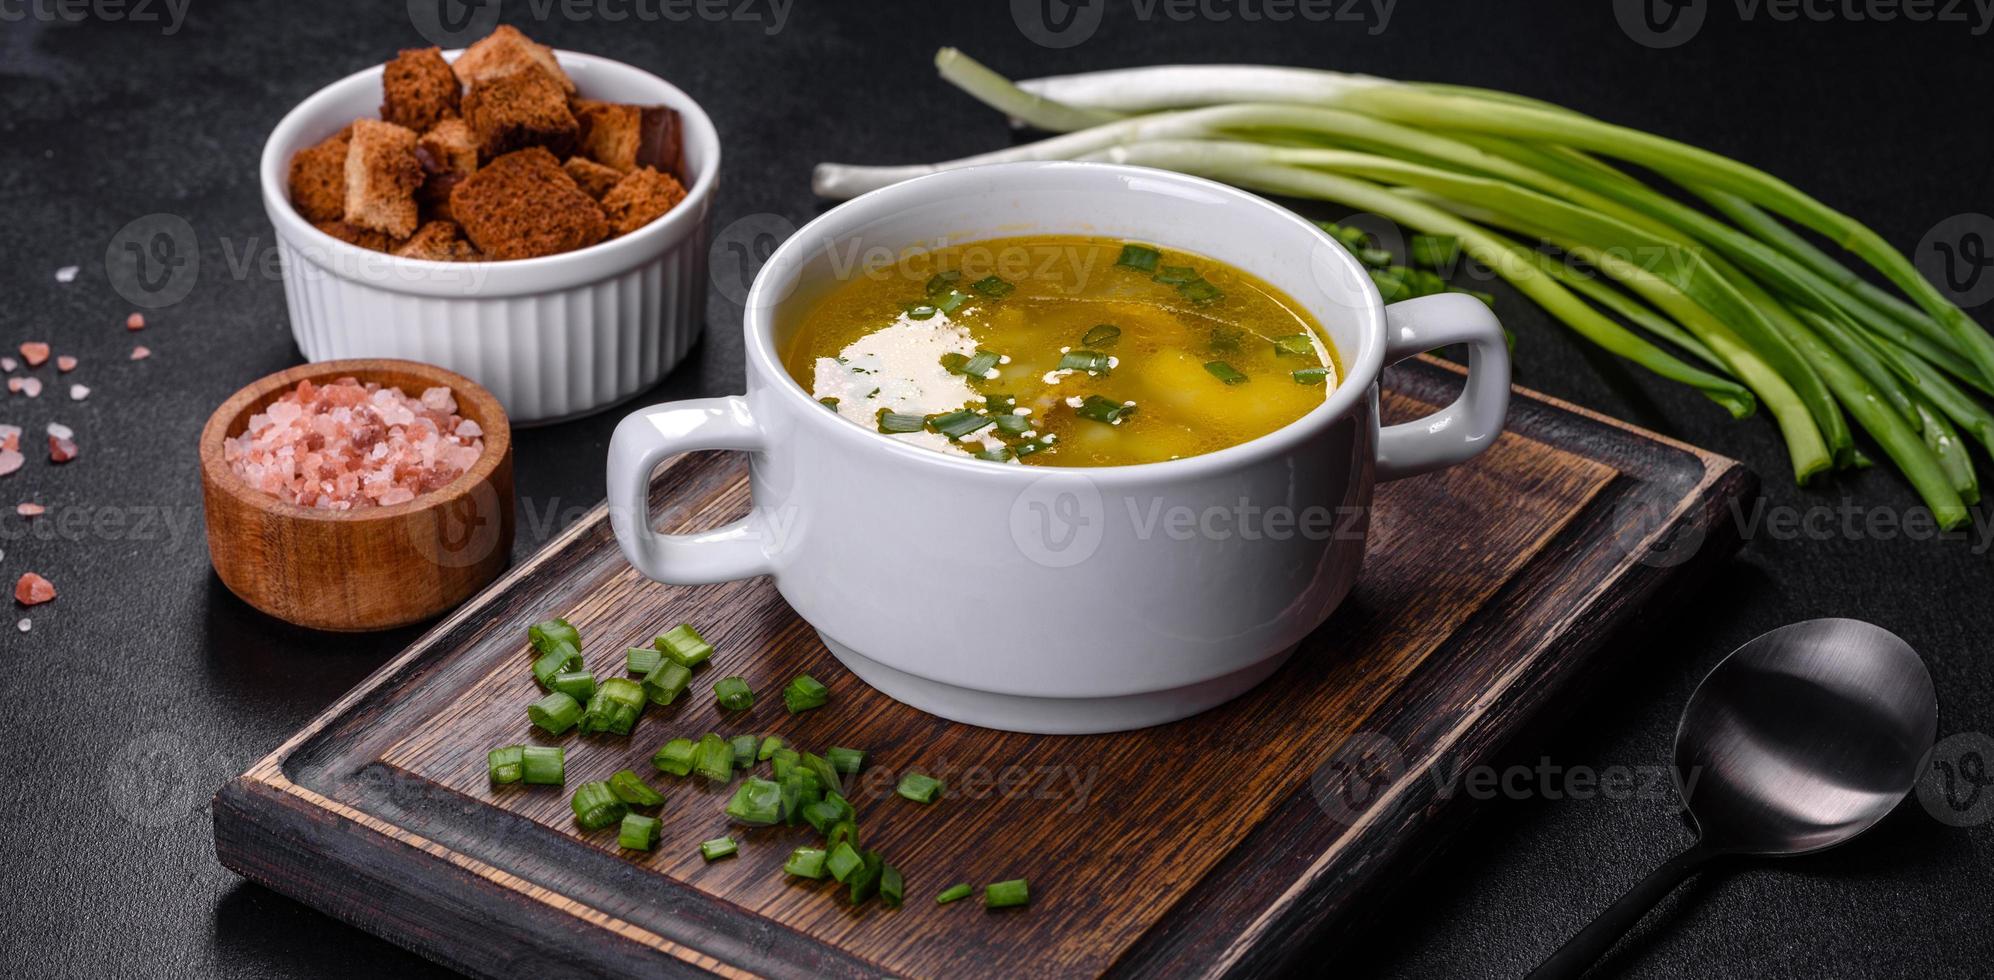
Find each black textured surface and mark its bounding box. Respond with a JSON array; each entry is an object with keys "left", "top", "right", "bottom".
[{"left": 2, "top": 2, "right": 1990, "bottom": 978}]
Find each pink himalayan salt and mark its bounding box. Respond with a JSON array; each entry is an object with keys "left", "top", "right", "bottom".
[
  {"left": 56, "top": 355, "right": 76, "bottom": 373},
  {"left": 0, "top": 358, "right": 12, "bottom": 371},
  {"left": 0, "top": 424, "right": 17, "bottom": 451},
  {"left": 48, "top": 434, "right": 77, "bottom": 463},
  {"left": 223, "top": 377, "right": 485, "bottom": 510},
  {"left": 15, "top": 572, "right": 55, "bottom": 606},
  {"left": 9, "top": 377, "right": 40, "bottom": 398},
  {"left": 126, "top": 313, "right": 146, "bottom": 331},
  {"left": 16, "top": 503, "right": 43, "bottom": 517},
  {"left": 0, "top": 450, "right": 19, "bottom": 477},
  {"left": 130, "top": 346, "right": 151, "bottom": 361},
  {"left": 68, "top": 384, "right": 88, "bottom": 402},
  {"left": 19, "top": 343, "right": 48, "bottom": 367}
]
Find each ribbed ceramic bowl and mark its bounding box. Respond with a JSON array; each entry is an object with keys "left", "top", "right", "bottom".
[{"left": 257, "top": 50, "right": 719, "bottom": 424}]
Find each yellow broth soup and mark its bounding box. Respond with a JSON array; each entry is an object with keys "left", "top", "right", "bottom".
[{"left": 783, "top": 236, "right": 1338, "bottom": 467}]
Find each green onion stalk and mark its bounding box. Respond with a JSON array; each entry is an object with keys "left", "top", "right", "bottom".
[
  {"left": 808, "top": 49, "right": 1994, "bottom": 526},
  {"left": 980, "top": 54, "right": 1994, "bottom": 392}
]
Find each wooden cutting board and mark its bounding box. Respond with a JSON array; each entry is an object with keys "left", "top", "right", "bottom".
[{"left": 213, "top": 356, "right": 1754, "bottom": 979}]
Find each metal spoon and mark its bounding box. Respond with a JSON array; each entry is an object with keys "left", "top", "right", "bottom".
[{"left": 1528, "top": 618, "right": 1938, "bottom": 980}]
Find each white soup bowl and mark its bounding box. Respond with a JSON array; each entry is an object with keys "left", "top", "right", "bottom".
[{"left": 607, "top": 161, "right": 1509, "bottom": 733}]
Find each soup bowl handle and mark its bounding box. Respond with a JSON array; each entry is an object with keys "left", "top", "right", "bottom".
[
  {"left": 1374, "top": 292, "right": 1512, "bottom": 481},
  {"left": 607, "top": 396, "right": 776, "bottom": 585}
]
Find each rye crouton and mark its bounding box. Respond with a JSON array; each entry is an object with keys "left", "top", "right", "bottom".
[
  {"left": 462, "top": 68, "right": 577, "bottom": 160},
  {"left": 451, "top": 25, "right": 573, "bottom": 92},
  {"left": 449, "top": 147, "right": 607, "bottom": 260},
  {"left": 314, "top": 220, "right": 401, "bottom": 253},
  {"left": 393, "top": 220, "right": 482, "bottom": 262},
  {"left": 416, "top": 118, "right": 479, "bottom": 220},
  {"left": 573, "top": 100, "right": 684, "bottom": 178},
  {"left": 635, "top": 105, "right": 684, "bottom": 180},
  {"left": 600, "top": 166, "right": 687, "bottom": 237},
  {"left": 572, "top": 99, "right": 641, "bottom": 172},
  {"left": 563, "top": 156, "right": 624, "bottom": 200},
  {"left": 343, "top": 119, "right": 424, "bottom": 238},
  {"left": 381, "top": 47, "right": 460, "bottom": 132},
  {"left": 288, "top": 127, "right": 352, "bottom": 223}
]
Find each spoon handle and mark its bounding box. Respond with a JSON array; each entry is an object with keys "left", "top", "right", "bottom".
[{"left": 1525, "top": 842, "right": 1720, "bottom": 980}]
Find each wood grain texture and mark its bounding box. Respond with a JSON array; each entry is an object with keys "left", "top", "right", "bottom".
[
  {"left": 212, "top": 357, "right": 1756, "bottom": 978},
  {"left": 198, "top": 358, "right": 516, "bottom": 632}
]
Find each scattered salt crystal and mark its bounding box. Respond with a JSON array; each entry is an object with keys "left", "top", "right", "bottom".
[
  {"left": 48, "top": 435, "right": 77, "bottom": 463},
  {"left": 16, "top": 503, "right": 44, "bottom": 517},
  {"left": 126, "top": 313, "right": 146, "bottom": 331},
  {"left": 0, "top": 358, "right": 12, "bottom": 371},
  {"left": 0, "top": 451, "right": 19, "bottom": 477},
  {"left": 14, "top": 572, "right": 55, "bottom": 606},
  {"left": 45, "top": 423, "right": 71, "bottom": 440},
  {"left": 54, "top": 266, "right": 78, "bottom": 283},
  {"left": 68, "top": 384, "right": 88, "bottom": 402},
  {"left": 18, "top": 378, "right": 40, "bottom": 398},
  {"left": 0, "top": 424, "right": 17, "bottom": 451},
  {"left": 130, "top": 346, "right": 151, "bottom": 361},
  {"left": 18, "top": 343, "right": 48, "bottom": 367},
  {"left": 15, "top": 619, "right": 26, "bottom": 633},
  {"left": 5, "top": 379, "right": 17, "bottom": 394},
  {"left": 224, "top": 377, "right": 485, "bottom": 509},
  {"left": 56, "top": 356, "right": 76, "bottom": 373}
]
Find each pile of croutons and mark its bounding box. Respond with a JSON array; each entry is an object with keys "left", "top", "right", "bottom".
[{"left": 288, "top": 25, "right": 688, "bottom": 262}]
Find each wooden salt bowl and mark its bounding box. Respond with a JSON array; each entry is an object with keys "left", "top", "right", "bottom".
[{"left": 199, "top": 359, "right": 515, "bottom": 631}]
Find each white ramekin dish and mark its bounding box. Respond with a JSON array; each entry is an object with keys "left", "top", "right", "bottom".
[
  {"left": 257, "top": 50, "right": 719, "bottom": 424},
  {"left": 608, "top": 161, "right": 1510, "bottom": 733}
]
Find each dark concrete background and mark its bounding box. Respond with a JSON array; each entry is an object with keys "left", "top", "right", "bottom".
[{"left": 1, "top": 1, "right": 1990, "bottom": 977}]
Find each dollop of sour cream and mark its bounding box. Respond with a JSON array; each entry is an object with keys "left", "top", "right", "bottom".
[{"left": 812, "top": 313, "right": 980, "bottom": 456}]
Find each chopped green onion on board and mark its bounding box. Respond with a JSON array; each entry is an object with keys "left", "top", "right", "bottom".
[
  {"left": 896, "top": 771, "right": 944, "bottom": 804},
  {"left": 581, "top": 678, "right": 646, "bottom": 736},
  {"left": 619, "top": 814, "right": 661, "bottom": 851},
  {"left": 713, "top": 676, "right": 754, "bottom": 711},
  {"left": 608, "top": 769, "right": 665, "bottom": 807},
  {"left": 527, "top": 691, "right": 582, "bottom": 735},
  {"left": 570, "top": 781, "right": 627, "bottom": 831},
  {"left": 487, "top": 746, "right": 524, "bottom": 785},
  {"left": 521, "top": 746, "right": 564, "bottom": 785},
  {"left": 984, "top": 878, "right": 1030, "bottom": 909},
  {"left": 782, "top": 675, "right": 830, "bottom": 714},
  {"left": 651, "top": 738, "right": 696, "bottom": 777},
  {"left": 653, "top": 624, "right": 713, "bottom": 669}
]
